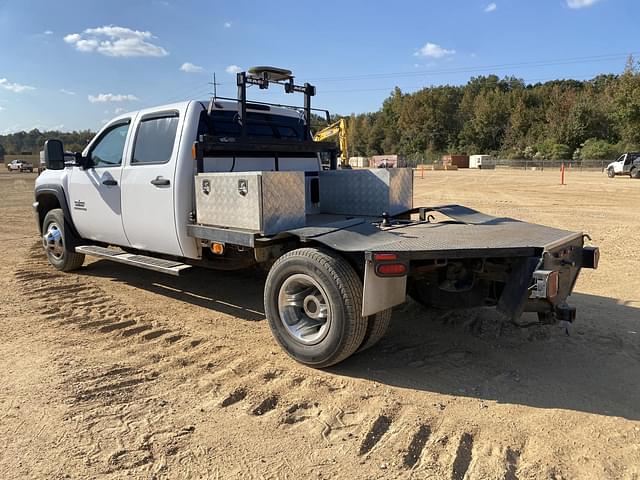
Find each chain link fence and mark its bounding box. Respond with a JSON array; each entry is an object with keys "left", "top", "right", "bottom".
[
  {"left": 403, "top": 154, "right": 610, "bottom": 171},
  {"left": 491, "top": 158, "right": 609, "bottom": 171}
]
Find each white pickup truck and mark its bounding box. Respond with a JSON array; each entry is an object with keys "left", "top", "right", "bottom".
[
  {"left": 34, "top": 68, "right": 599, "bottom": 368},
  {"left": 606, "top": 152, "right": 640, "bottom": 179}
]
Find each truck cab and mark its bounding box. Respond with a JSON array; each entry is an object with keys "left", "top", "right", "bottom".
[
  {"left": 606, "top": 152, "right": 640, "bottom": 178},
  {"left": 36, "top": 99, "right": 321, "bottom": 260}
]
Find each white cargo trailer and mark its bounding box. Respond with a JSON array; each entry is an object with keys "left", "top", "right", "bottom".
[
  {"left": 348, "top": 156, "right": 369, "bottom": 168},
  {"left": 470, "top": 155, "right": 491, "bottom": 169}
]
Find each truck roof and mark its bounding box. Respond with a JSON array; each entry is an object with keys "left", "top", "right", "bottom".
[{"left": 109, "top": 99, "right": 304, "bottom": 123}]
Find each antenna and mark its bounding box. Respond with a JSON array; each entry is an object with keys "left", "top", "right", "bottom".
[{"left": 208, "top": 72, "right": 222, "bottom": 114}]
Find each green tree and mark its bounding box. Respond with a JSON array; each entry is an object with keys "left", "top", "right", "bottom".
[{"left": 578, "top": 138, "right": 619, "bottom": 160}]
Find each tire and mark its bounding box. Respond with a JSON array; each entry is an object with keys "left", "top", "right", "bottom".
[
  {"left": 631, "top": 167, "right": 640, "bottom": 179},
  {"left": 607, "top": 168, "right": 615, "bottom": 178},
  {"left": 42, "top": 208, "right": 85, "bottom": 272},
  {"left": 357, "top": 309, "right": 393, "bottom": 352},
  {"left": 264, "top": 247, "right": 368, "bottom": 368}
]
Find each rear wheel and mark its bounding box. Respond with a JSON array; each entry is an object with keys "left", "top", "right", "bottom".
[
  {"left": 264, "top": 248, "right": 367, "bottom": 368},
  {"left": 42, "top": 209, "right": 85, "bottom": 272},
  {"left": 631, "top": 167, "right": 640, "bottom": 179},
  {"left": 607, "top": 168, "right": 615, "bottom": 178},
  {"left": 358, "top": 309, "right": 393, "bottom": 352}
]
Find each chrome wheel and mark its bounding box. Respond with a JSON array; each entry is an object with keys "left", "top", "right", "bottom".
[
  {"left": 43, "top": 221, "right": 64, "bottom": 260},
  {"left": 278, "top": 273, "right": 331, "bottom": 345}
]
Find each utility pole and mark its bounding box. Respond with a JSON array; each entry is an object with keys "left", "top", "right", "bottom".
[{"left": 209, "top": 73, "right": 221, "bottom": 99}]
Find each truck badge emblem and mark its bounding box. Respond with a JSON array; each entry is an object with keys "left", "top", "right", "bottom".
[{"left": 202, "top": 179, "right": 211, "bottom": 195}]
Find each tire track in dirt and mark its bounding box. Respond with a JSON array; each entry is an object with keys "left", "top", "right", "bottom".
[
  {"left": 13, "top": 245, "right": 205, "bottom": 475},
  {"left": 11, "top": 244, "right": 575, "bottom": 478}
]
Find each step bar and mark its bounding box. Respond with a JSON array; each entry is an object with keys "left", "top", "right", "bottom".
[{"left": 75, "top": 245, "right": 192, "bottom": 276}]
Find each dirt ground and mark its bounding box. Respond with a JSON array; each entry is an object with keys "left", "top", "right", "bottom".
[{"left": 0, "top": 168, "right": 638, "bottom": 480}]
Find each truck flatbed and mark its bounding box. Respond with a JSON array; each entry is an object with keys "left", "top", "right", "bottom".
[{"left": 288, "top": 205, "right": 582, "bottom": 260}]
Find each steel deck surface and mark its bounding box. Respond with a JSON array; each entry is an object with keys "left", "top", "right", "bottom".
[
  {"left": 373, "top": 220, "right": 581, "bottom": 255},
  {"left": 291, "top": 205, "right": 582, "bottom": 258}
]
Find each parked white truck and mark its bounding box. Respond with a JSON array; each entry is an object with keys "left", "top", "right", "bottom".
[
  {"left": 606, "top": 152, "right": 640, "bottom": 179},
  {"left": 35, "top": 67, "right": 599, "bottom": 368}
]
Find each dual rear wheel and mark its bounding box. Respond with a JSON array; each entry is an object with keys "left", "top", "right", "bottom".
[{"left": 264, "top": 248, "right": 392, "bottom": 368}]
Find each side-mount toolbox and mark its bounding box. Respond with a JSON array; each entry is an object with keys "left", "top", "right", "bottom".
[{"left": 194, "top": 171, "right": 306, "bottom": 235}]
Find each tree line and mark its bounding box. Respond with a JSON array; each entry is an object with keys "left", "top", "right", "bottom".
[
  {"left": 0, "top": 129, "right": 95, "bottom": 159},
  {"left": 343, "top": 57, "right": 640, "bottom": 162}
]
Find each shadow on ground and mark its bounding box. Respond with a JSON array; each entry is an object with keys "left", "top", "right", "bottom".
[
  {"left": 79, "top": 259, "right": 266, "bottom": 321},
  {"left": 78, "top": 261, "right": 640, "bottom": 420}
]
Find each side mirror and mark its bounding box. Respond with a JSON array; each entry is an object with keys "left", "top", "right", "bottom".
[{"left": 43, "top": 139, "right": 65, "bottom": 170}]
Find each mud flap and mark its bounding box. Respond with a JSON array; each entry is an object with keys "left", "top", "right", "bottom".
[
  {"left": 362, "top": 259, "right": 407, "bottom": 317},
  {"left": 496, "top": 257, "right": 539, "bottom": 321}
]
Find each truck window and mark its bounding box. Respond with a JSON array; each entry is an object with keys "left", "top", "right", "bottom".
[
  {"left": 91, "top": 123, "right": 130, "bottom": 167},
  {"left": 201, "top": 110, "right": 307, "bottom": 140},
  {"left": 132, "top": 114, "right": 179, "bottom": 164}
]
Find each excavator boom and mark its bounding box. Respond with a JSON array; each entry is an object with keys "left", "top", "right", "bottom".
[{"left": 313, "top": 118, "right": 349, "bottom": 165}]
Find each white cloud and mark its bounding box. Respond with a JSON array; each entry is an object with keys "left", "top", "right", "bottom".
[
  {"left": 60, "top": 88, "right": 76, "bottom": 95},
  {"left": 0, "top": 78, "right": 35, "bottom": 93},
  {"left": 64, "top": 25, "right": 169, "bottom": 57},
  {"left": 567, "top": 0, "right": 600, "bottom": 8},
  {"left": 414, "top": 43, "right": 455, "bottom": 59},
  {"left": 44, "top": 30, "right": 53, "bottom": 35},
  {"left": 114, "top": 107, "right": 126, "bottom": 114},
  {"left": 180, "top": 62, "right": 205, "bottom": 73},
  {"left": 63, "top": 33, "right": 80, "bottom": 43},
  {"left": 224, "top": 21, "right": 232, "bottom": 28},
  {"left": 225, "top": 64, "right": 242, "bottom": 74},
  {"left": 88, "top": 93, "right": 139, "bottom": 103},
  {"left": 484, "top": 2, "right": 497, "bottom": 12},
  {"left": 0, "top": 106, "right": 4, "bottom": 111}
]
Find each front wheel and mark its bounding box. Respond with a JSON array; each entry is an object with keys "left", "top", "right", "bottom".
[
  {"left": 264, "top": 248, "right": 368, "bottom": 368},
  {"left": 42, "top": 208, "right": 85, "bottom": 272},
  {"left": 607, "top": 168, "right": 615, "bottom": 178}
]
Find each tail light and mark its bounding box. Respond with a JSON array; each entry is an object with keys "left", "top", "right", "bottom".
[
  {"left": 376, "top": 263, "right": 407, "bottom": 276},
  {"left": 531, "top": 270, "right": 559, "bottom": 300},
  {"left": 374, "top": 253, "right": 398, "bottom": 261},
  {"left": 373, "top": 252, "right": 407, "bottom": 277}
]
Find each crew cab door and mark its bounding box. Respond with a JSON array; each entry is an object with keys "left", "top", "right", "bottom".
[
  {"left": 120, "top": 110, "right": 183, "bottom": 256},
  {"left": 623, "top": 154, "right": 636, "bottom": 173},
  {"left": 67, "top": 119, "right": 133, "bottom": 246}
]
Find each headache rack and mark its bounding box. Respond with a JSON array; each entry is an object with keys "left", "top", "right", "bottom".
[{"left": 193, "top": 67, "right": 340, "bottom": 173}]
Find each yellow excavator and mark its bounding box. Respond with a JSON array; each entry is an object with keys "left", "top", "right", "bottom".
[{"left": 313, "top": 118, "right": 348, "bottom": 166}]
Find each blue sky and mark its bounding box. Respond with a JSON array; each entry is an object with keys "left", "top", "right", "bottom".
[{"left": 0, "top": 0, "right": 638, "bottom": 133}]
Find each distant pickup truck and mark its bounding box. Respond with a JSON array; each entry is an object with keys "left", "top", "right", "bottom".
[
  {"left": 606, "top": 153, "right": 640, "bottom": 179},
  {"left": 7, "top": 159, "right": 34, "bottom": 172},
  {"left": 34, "top": 67, "right": 599, "bottom": 368}
]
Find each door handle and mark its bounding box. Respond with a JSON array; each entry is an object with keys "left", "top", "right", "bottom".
[
  {"left": 150, "top": 176, "right": 170, "bottom": 186},
  {"left": 102, "top": 179, "right": 118, "bottom": 186}
]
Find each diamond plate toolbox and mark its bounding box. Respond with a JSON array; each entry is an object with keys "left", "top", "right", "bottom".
[
  {"left": 195, "top": 171, "right": 306, "bottom": 235},
  {"left": 319, "top": 168, "right": 413, "bottom": 216}
]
